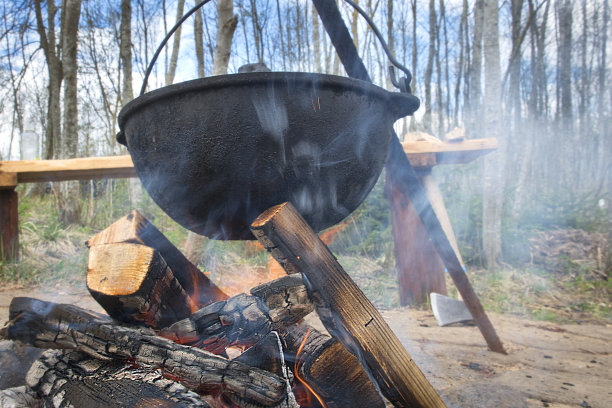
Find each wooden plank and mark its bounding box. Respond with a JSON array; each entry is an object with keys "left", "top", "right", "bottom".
[
  {"left": 402, "top": 137, "right": 498, "bottom": 165},
  {"left": 0, "top": 189, "right": 18, "bottom": 261},
  {"left": 251, "top": 202, "right": 447, "bottom": 408},
  {"left": 0, "top": 155, "right": 136, "bottom": 183}
]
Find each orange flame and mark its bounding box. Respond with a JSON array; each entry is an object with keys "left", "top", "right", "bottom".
[{"left": 295, "top": 328, "right": 327, "bottom": 408}]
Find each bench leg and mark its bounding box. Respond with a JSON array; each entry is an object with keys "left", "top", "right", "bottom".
[{"left": 0, "top": 188, "right": 18, "bottom": 261}]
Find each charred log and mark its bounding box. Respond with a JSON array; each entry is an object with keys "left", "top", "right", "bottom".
[
  {"left": 87, "top": 243, "right": 193, "bottom": 328},
  {"left": 160, "top": 275, "right": 313, "bottom": 354},
  {"left": 282, "top": 322, "right": 385, "bottom": 408},
  {"left": 27, "top": 350, "right": 211, "bottom": 407},
  {"left": 86, "top": 210, "right": 227, "bottom": 306},
  {"left": 251, "top": 202, "right": 446, "bottom": 407},
  {"left": 0, "top": 386, "right": 42, "bottom": 408},
  {"left": 1, "top": 297, "right": 291, "bottom": 407}
]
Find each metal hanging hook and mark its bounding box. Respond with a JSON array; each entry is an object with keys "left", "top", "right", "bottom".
[{"left": 341, "top": 0, "right": 414, "bottom": 94}]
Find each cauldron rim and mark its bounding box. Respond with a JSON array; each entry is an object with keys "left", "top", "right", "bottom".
[{"left": 118, "top": 71, "right": 417, "bottom": 132}]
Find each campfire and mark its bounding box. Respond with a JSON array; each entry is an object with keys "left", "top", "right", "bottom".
[{"left": 1, "top": 208, "right": 445, "bottom": 407}]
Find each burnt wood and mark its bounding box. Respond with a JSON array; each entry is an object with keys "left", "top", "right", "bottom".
[
  {"left": 87, "top": 243, "right": 193, "bottom": 328},
  {"left": 312, "top": 0, "right": 506, "bottom": 354},
  {"left": 1, "top": 297, "right": 290, "bottom": 407},
  {"left": 251, "top": 202, "right": 446, "bottom": 407},
  {"left": 86, "top": 210, "right": 227, "bottom": 305},
  {"left": 0, "top": 386, "right": 41, "bottom": 408},
  {"left": 27, "top": 350, "right": 210, "bottom": 407},
  {"left": 159, "top": 283, "right": 312, "bottom": 355},
  {"left": 282, "top": 322, "right": 385, "bottom": 408}
]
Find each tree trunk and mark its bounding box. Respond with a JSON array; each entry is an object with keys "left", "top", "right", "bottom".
[
  {"left": 120, "top": 0, "right": 133, "bottom": 104},
  {"left": 482, "top": 0, "right": 504, "bottom": 269},
  {"left": 185, "top": 0, "right": 238, "bottom": 264},
  {"left": 313, "top": 5, "right": 321, "bottom": 73},
  {"left": 194, "top": 6, "right": 205, "bottom": 78},
  {"left": 165, "top": 0, "right": 185, "bottom": 86},
  {"left": 212, "top": 0, "right": 238, "bottom": 75},
  {"left": 58, "top": 0, "right": 83, "bottom": 225},
  {"left": 468, "top": 0, "right": 484, "bottom": 136},
  {"left": 423, "top": 0, "right": 436, "bottom": 133}
]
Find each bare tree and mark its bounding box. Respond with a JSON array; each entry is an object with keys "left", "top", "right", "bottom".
[
  {"left": 185, "top": 0, "right": 237, "bottom": 264},
  {"left": 482, "top": 0, "right": 504, "bottom": 269},
  {"left": 166, "top": 0, "right": 185, "bottom": 86}
]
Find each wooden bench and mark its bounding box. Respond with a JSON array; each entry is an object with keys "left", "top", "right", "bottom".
[
  {"left": 0, "top": 138, "right": 496, "bottom": 277},
  {"left": 0, "top": 156, "right": 136, "bottom": 261},
  {"left": 392, "top": 134, "right": 497, "bottom": 305}
]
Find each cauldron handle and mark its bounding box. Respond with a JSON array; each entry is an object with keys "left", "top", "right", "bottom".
[
  {"left": 139, "top": 0, "right": 213, "bottom": 96},
  {"left": 139, "top": 0, "right": 414, "bottom": 97}
]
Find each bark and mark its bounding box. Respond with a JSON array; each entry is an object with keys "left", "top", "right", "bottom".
[
  {"left": 453, "top": 0, "right": 468, "bottom": 125},
  {"left": 165, "top": 0, "right": 185, "bottom": 86},
  {"left": 185, "top": 0, "right": 238, "bottom": 265},
  {"left": 424, "top": 0, "right": 436, "bottom": 132},
  {"left": 482, "top": 0, "right": 504, "bottom": 269},
  {"left": 87, "top": 210, "right": 228, "bottom": 306},
  {"left": 212, "top": 0, "right": 237, "bottom": 75},
  {"left": 87, "top": 243, "right": 194, "bottom": 329},
  {"left": 250, "top": 202, "right": 447, "bottom": 407},
  {"left": 27, "top": 350, "right": 211, "bottom": 407},
  {"left": 276, "top": 0, "right": 287, "bottom": 70},
  {"left": 120, "top": 0, "right": 133, "bottom": 104},
  {"left": 33, "top": 0, "right": 61, "bottom": 161},
  {"left": 194, "top": 6, "right": 205, "bottom": 78},
  {"left": 2, "top": 297, "right": 291, "bottom": 407},
  {"left": 160, "top": 275, "right": 314, "bottom": 354},
  {"left": 58, "top": 0, "right": 82, "bottom": 225},
  {"left": 469, "top": 0, "right": 484, "bottom": 133},
  {"left": 313, "top": 5, "right": 321, "bottom": 73},
  {"left": 558, "top": 0, "right": 573, "bottom": 123},
  {"left": 282, "top": 322, "right": 385, "bottom": 408}
]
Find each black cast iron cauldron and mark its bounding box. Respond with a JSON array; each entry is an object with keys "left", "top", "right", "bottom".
[
  {"left": 118, "top": 72, "right": 419, "bottom": 239},
  {"left": 117, "top": 0, "right": 420, "bottom": 240}
]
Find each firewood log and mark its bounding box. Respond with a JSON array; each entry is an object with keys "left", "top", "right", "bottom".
[
  {"left": 0, "top": 386, "right": 41, "bottom": 408},
  {"left": 27, "top": 350, "right": 212, "bottom": 407},
  {"left": 86, "top": 210, "right": 227, "bottom": 305},
  {"left": 87, "top": 243, "right": 193, "bottom": 328},
  {"left": 282, "top": 322, "right": 385, "bottom": 408},
  {"left": 251, "top": 202, "right": 447, "bottom": 408},
  {"left": 159, "top": 275, "right": 313, "bottom": 354},
  {"left": 1, "top": 297, "right": 292, "bottom": 407}
]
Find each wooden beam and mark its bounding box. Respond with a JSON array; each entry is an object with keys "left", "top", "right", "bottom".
[
  {"left": 402, "top": 138, "right": 498, "bottom": 167},
  {"left": 0, "top": 155, "right": 136, "bottom": 183},
  {"left": 0, "top": 172, "right": 17, "bottom": 189}
]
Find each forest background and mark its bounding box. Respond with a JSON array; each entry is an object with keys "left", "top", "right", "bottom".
[{"left": 0, "top": 0, "right": 610, "bottom": 322}]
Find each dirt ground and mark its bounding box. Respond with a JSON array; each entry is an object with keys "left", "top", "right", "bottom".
[{"left": 1, "top": 284, "right": 610, "bottom": 408}]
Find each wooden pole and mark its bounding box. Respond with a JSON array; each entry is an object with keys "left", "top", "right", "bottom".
[
  {"left": 251, "top": 202, "right": 446, "bottom": 408},
  {"left": 0, "top": 172, "right": 18, "bottom": 261},
  {"left": 312, "top": 0, "right": 506, "bottom": 354},
  {"left": 385, "top": 169, "right": 447, "bottom": 305}
]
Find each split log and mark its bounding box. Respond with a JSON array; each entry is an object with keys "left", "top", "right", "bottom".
[
  {"left": 87, "top": 243, "right": 193, "bottom": 328},
  {"left": 282, "top": 322, "right": 385, "bottom": 408},
  {"left": 251, "top": 202, "right": 446, "bottom": 408},
  {"left": 160, "top": 275, "right": 313, "bottom": 354},
  {"left": 86, "top": 210, "right": 227, "bottom": 306},
  {"left": 1, "top": 297, "right": 291, "bottom": 407},
  {"left": 27, "top": 350, "right": 211, "bottom": 407}
]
